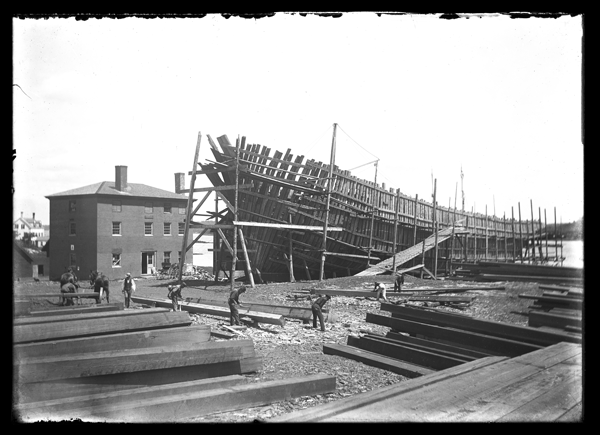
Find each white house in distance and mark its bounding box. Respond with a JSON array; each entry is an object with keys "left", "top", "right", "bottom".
[{"left": 13, "top": 212, "right": 46, "bottom": 247}]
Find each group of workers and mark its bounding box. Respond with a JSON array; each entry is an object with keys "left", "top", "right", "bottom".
[{"left": 63, "top": 269, "right": 405, "bottom": 333}]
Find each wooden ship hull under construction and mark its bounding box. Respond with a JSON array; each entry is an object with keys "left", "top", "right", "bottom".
[{"left": 176, "top": 133, "right": 579, "bottom": 284}]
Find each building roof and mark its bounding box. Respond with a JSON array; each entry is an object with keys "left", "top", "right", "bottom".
[
  {"left": 14, "top": 217, "right": 43, "bottom": 228},
  {"left": 46, "top": 181, "right": 188, "bottom": 200}
]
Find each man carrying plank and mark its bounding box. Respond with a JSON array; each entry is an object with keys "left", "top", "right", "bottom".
[
  {"left": 311, "top": 294, "right": 331, "bottom": 332},
  {"left": 228, "top": 286, "right": 247, "bottom": 326}
]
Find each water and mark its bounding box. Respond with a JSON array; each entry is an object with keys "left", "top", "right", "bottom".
[{"left": 522, "top": 239, "right": 583, "bottom": 269}]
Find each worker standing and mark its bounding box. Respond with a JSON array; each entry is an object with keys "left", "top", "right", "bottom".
[
  {"left": 373, "top": 282, "right": 389, "bottom": 303},
  {"left": 228, "top": 286, "right": 247, "bottom": 326},
  {"left": 121, "top": 272, "right": 136, "bottom": 308},
  {"left": 167, "top": 282, "right": 186, "bottom": 312},
  {"left": 394, "top": 273, "right": 404, "bottom": 292},
  {"left": 311, "top": 294, "right": 331, "bottom": 332}
]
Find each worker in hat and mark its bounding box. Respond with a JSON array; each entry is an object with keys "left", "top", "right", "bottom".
[
  {"left": 311, "top": 294, "right": 331, "bottom": 332},
  {"left": 228, "top": 286, "right": 247, "bottom": 325},
  {"left": 167, "top": 282, "right": 187, "bottom": 312},
  {"left": 394, "top": 273, "right": 405, "bottom": 292},
  {"left": 121, "top": 272, "right": 136, "bottom": 308}
]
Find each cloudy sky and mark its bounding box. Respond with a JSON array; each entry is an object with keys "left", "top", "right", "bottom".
[{"left": 13, "top": 13, "right": 583, "bottom": 227}]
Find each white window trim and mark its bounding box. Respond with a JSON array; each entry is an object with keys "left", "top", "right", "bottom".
[
  {"left": 145, "top": 222, "right": 153, "bottom": 236},
  {"left": 112, "top": 222, "right": 122, "bottom": 236},
  {"left": 112, "top": 253, "right": 122, "bottom": 268}
]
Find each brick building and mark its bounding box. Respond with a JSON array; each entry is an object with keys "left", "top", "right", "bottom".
[{"left": 45, "top": 166, "right": 192, "bottom": 281}]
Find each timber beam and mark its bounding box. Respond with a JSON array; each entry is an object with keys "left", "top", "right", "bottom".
[
  {"left": 366, "top": 313, "right": 543, "bottom": 357},
  {"left": 131, "top": 295, "right": 285, "bottom": 326},
  {"left": 380, "top": 303, "right": 582, "bottom": 345}
]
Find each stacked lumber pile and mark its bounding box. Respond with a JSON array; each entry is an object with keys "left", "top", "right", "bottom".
[
  {"left": 324, "top": 303, "right": 582, "bottom": 379},
  {"left": 452, "top": 261, "right": 583, "bottom": 285},
  {"left": 13, "top": 304, "right": 336, "bottom": 422},
  {"left": 519, "top": 286, "right": 583, "bottom": 334},
  {"left": 274, "top": 341, "right": 582, "bottom": 422}
]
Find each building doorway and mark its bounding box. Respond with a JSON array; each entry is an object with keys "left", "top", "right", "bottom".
[{"left": 142, "top": 252, "right": 156, "bottom": 275}]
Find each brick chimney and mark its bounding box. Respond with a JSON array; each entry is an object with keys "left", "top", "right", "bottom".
[
  {"left": 21, "top": 211, "right": 23, "bottom": 219},
  {"left": 174, "top": 173, "right": 185, "bottom": 194},
  {"left": 115, "top": 166, "right": 128, "bottom": 191},
  {"left": 32, "top": 213, "right": 35, "bottom": 220}
]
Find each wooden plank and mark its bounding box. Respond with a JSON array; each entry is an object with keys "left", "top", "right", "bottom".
[
  {"left": 323, "top": 343, "right": 434, "bottom": 378},
  {"left": 233, "top": 221, "right": 343, "bottom": 232},
  {"left": 191, "top": 298, "right": 334, "bottom": 322},
  {"left": 366, "top": 313, "right": 543, "bottom": 357},
  {"left": 279, "top": 343, "right": 580, "bottom": 422},
  {"left": 348, "top": 336, "right": 469, "bottom": 370},
  {"left": 309, "top": 289, "right": 408, "bottom": 298},
  {"left": 13, "top": 307, "right": 171, "bottom": 326},
  {"left": 26, "top": 303, "right": 124, "bottom": 317},
  {"left": 384, "top": 331, "right": 493, "bottom": 359},
  {"left": 14, "top": 325, "right": 211, "bottom": 359},
  {"left": 16, "top": 357, "right": 263, "bottom": 404},
  {"left": 528, "top": 311, "right": 583, "bottom": 329},
  {"left": 131, "top": 295, "right": 285, "bottom": 326},
  {"left": 14, "top": 300, "right": 31, "bottom": 316},
  {"left": 272, "top": 355, "right": 509, "bottom": 422},
  {"left": 13, "top": 311, "right": 192, "bottom": 344},
  {"left": 20, "top": 292, "right": 99, "bottom": 299},
  {"left": 15, "top": 375, "right": 248, "bottom": 420},
  {"left": 54, "top": 374, "right": 336, "bottom": 422},
  {"left": 16, "top": 339, "right": 255, "bottom": 383},
  {"left": 380, "top": 303, "right": 582, "bottom": 346}
]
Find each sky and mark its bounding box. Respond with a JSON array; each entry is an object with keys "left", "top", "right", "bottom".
[{"left": 12, "top": 13, "right": 584, "bottom": 228}]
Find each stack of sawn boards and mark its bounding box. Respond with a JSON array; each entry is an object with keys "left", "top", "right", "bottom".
[
  {"left": 519, "top": 285, "right": 583, "bottom": 335},
  {"left": 324, "top": 303, "right": 582, "bottom": 379},
  {"left": 13, "top": 302, "right": 335, "bottom": 423}
]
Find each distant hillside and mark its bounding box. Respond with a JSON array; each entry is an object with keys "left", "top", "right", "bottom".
[{"left": 546, "top": 217, "right": 583, "bottom": 240}]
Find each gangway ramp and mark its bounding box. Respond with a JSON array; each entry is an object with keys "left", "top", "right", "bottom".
[{"left": 355, "top": 225, "right": 468, "bottom": 277}]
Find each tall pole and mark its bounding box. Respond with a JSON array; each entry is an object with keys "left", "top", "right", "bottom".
[
  {"left": 544, "top": 209, "right": 549, "bottom": 261},
  {"left": 178, "top": 133, "right": 202, "bottom": 284},
  {"left": 518, "top": 202, "right": 523, "bottom": 263},
  {"left": 230, "top": 136, "right": 241, "bottom": 291},
  {"left": 413, "top": 194, "right": 419, "bottom": 246},
  {"left": 484, "top": 204, "right": 488, "bottom": 261},
  {"left": 461, "top": 166, "right": 465, "bottom": 212},
  {"left": 511, "top": 206, "right": 516, "bottom": 262},
  {"left": 538, "top": 207, "right": 543, "bottom": 261},
  {"left": 320, "top": 123, "right": 337, "bottom": 281},
  {"left": 530, "top": 200, "right": 536, "bottom": 264},
  {"left": 503, "top": 212, "right": 507, "bottom": 262},
  {"left": 554, "top": 207, "right": 558, "bottom": 262},
  {"left": 450, "top": 182, "right": 457, "bottom": 267},
  {"left": 432, "top": 178, "right": 438, "bottom": 278},
  {"left": 392, "top": 188, "right": 400, "bottom": 273},
  {"left": 367, "top": 160, "right": 379, "bottom": 266}
]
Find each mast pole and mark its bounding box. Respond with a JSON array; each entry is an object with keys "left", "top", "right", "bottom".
[{"left": 320, "top": 123, "right": 337, "bottom": 281}]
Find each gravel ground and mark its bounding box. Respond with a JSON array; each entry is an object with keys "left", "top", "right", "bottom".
[{"left": 14, "top": 273, "right": 546, "bottom": 423}]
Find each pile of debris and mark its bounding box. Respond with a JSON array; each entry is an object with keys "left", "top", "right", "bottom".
[{"left": 518, "top": 284, "right": 583, "bottom": 335}]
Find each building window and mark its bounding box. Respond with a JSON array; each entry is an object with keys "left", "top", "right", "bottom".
[
  {"left": 112, "top": 201, "right": 122, "bottom": 212},
  {"left": 69, "top": 222, "right": 76, "bottom": 236},
  {"left": 13, "top": 224, "right": 18, "bottom": 229},
  {"left": 112, "top": 222, "right": 122, "bottom": 236},
  {"left": 69, "top": 200, "right": 76, "bottom": 212},
  {"left": 112, "top": 253, "right": 121, "bottom": 267},
  {"left": 178, "top": 222, "right": 185, "bottom": 235},
  {"left": 145, "top": 202, "right": 153, "bottom": 213},
  {"left": 178, "top": 251, "right": 182, "bottom": 264},
  {"left": 163, "top": 222, "right": 171, "bottom": 236},
  {"left": 164, "top": 203, "right": 172, "bottom": 214},
  {"left": 179, "top": 207, "right": 186, "bottom": 215},
  {"left": 69, "top": 253, "right": 77, "bottom": 267},
  {"left": 21, "top": 224, "right": 25, "bottom": 229},
  {"left": 164, "top": 251, "right": 171, "bottom": 265},
  {"left": 145, "top": 222, "right": 153, "bottom": 236}
]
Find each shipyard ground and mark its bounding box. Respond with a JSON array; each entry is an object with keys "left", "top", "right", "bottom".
[{"left": 13, "top": 274, "right": 556, "bottom": 423}]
